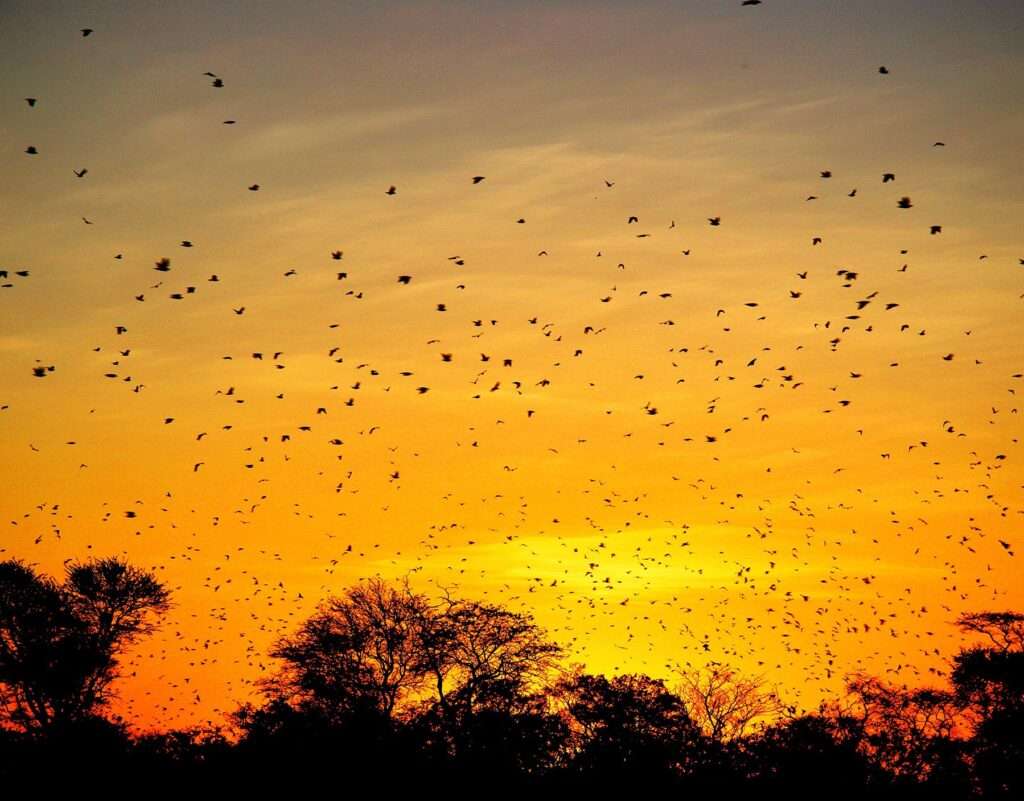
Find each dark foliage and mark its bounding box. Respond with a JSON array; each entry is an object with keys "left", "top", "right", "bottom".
[
  {"left": 0, "top": 557, "right": 170, "bottom": 732},
  {"left": 1, "top": 569, "right": 1022, "bottom": 797}
]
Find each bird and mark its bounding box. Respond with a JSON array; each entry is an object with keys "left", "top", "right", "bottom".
[
  {"left": 898, "top": 197, "right": 912, "bottom": 209},
  {"left": 472, "top": 176, "right": 485, "bottom": 184},
  {"left": 248, "top": 184, "right": 260, "bottom": 191},
  {"left": 385, "top": 185, "right": 397, "bottom": 195},
  {"left": 930, "top": 225, "right": 942, "bottom": 234},
  {"left": 708, "top": 217, "right": 721, "bottom": 226},
  {"left": 73, "top": 168, "right": 88, "bottom": 178},
  {"left": 25, "top": 97, "right": 37, "bottom": 107},
  {"left": 25, "top": 146, "right": 38, "bottom": 155},
  {"left": 879, "top": 66, "right": 889, "bottom": 74},
  {"left": 80, "top": 28, "right": 93, "bottom": 37}
]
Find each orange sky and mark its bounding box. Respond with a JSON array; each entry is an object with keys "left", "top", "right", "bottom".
[{"left": 2, "top": 1, "right": 1022, "bottom": 731}]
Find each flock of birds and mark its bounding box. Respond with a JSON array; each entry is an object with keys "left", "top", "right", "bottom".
[{"left": 3, "top": 14, "right": 1022, "bottom": 731}]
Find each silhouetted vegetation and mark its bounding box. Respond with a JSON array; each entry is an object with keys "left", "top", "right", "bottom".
[
  {"left": 1, "top": 563, "right": 1022, "bottom": 796},
  {"left": 0, "top": 557, "right": 169, "bottom": 733}
]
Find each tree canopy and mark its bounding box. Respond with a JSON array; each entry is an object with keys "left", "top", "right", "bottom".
[{"left": 0, "top": 557, "right": 170, "bottom": 733}]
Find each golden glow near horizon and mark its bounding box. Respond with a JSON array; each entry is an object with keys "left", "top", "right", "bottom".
[{"left": 1, "top": 2, "right": 1022, "bottom": 730}]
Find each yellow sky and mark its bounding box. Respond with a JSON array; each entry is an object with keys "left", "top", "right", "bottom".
[{"left": 1, "top": 1, "right": 1022, "bottom": 730}]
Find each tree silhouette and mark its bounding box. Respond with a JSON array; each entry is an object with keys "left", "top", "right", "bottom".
[
  {"left": 5, "top": 566, "right": 1023, "bottom": 797},
  {"left": 265, "top": 577, "right": 431, "bottom": 723},
  {"left": 842, "top": 673, "right": 969, "bottom": 792},
  {"left": 952, "top": 611, "right": 1024, "bottom": 798},
  {"left": 554, "top": 671, "right": 704, "bottom": 783},
  {"left": 264, "top": 579, "right": 563, "bottom": 732},
  {"left": 675, "top": 662, "right": 784, "bottom": 740},
  {"left": 420, "top": 594, "right": 563, "bottom": 720},
  {"left": 0, "top": 557, "right": 170, "bottom": 733},
  {"left": 747, "top": 713, "right": 882, "bottom": 797},
  {"left": 411, "top": 594, "right": 564, "bottom": 773},
  {"left": 249, "top": 578, "right": 569, "bottom": 787}
]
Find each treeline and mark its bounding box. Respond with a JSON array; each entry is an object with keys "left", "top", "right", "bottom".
[{"left": 1, "top": 558, "right": 1022, "bottom": 796}]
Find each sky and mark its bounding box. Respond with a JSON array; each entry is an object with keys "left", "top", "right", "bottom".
[{"left": 1, "top": 0, "right": 1023, "bottom": 731}]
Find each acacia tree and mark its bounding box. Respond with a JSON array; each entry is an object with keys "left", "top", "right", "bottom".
[
  {"left": 675, "top": 662, "right": 784, "bottom": 741},
  {"left": 0, "top": 557, "right": 170, "bottom": 733}
]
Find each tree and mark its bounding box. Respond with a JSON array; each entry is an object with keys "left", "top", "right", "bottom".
[
  {"left": 419, "top": 594, "right": 563, "bottom": 721},
  {"left": 842, "top": 673, "right": 969, "bottom": 790},
  {"left": 0, "top": 557, "right": 170, "bottom": 733},
  {"left": 747, "top": 713, "right": 882, "bottom": 796},
  {"left": 675, "top": 662, "right": 784, "bottom": 741},
  {"left": 410, "top": 594, "right": 564, "bottom": 771},
  {"left": 554, "top": 671, "right": 703, "bottom": 783},
  {"left": 265, "top": 579, "right": 564, "bottom": 726},
  {"left": 951, "top": 611, "right": 1024, "bottom": 798},
  {"left": 955, "top": 612, "right": 1024, "bottom": 655},
  {"left": 952, "top": 611, "right": 1024, "bottom": 722},
  {"left": 265, "top": 577, "right": 430, "bottom": 723}
]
